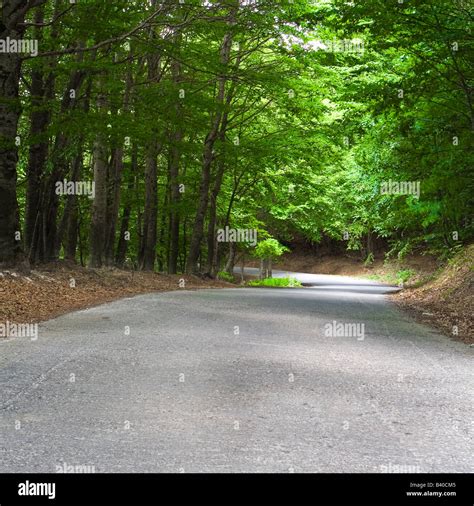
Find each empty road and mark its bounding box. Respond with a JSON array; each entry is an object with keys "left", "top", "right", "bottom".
[{"left": 1, "top": 274, "right": 472, "bottom": 472}]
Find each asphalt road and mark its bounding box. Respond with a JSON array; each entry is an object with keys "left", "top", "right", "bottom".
[
  {"left": 236, "top": 267, "right": 402, "bottom": 293},
  {"left": 0, "top": 273, "right": 472, "bottom": 472}
]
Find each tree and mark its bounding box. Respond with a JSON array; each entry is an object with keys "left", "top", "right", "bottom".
[{"left": 254, "top": 239, "right": 289, "bottom": 279}]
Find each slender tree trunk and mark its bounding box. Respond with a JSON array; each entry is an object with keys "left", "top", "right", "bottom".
[
  {"left": 180, "top": 216, "right": 188, "bottom": 273},
  {"left": 140, "top": 143, "right": 159, "bottom": 271},
  {"left": 259, "top": 258, "right": 270, "bottom": 279},
  {"left": 168, "top": 54, "right": 183, "bottom": 274},
  {"left": 46, "top": 68, "right": 85, "bottom": 261},
  {"left": 115, "top": 144, "right": 137, "bottom": 267},
  {"left": 59, "top": 152, "right": 82, "bottom": 261},
  {"left": 367, "top": 231, "right": 373, "bottom": 258},
  {"left": 25, "top": 75, "right": 51, "bottom": 254},
  {"left": 168, "top": 139, "right": 182, "bottom": 274},
  {"left": 25, "top": 7, "right": 54, "bottom": 253},
  {"left": 206, "top": 157, "right": 225, "bottom": 275},
  {"left": 139, "top": 25, "right": 162, "bottom": 271},
  {"left": 186, "top": 142, "right": 213, "bottom": 274},
  {"left": 65, "top": 203, "right": 79, "bottom": 261},
  {"left": 56, "top": 78, "right": 92, "bottom": 260},
  {"left": 104, "top": 146, "right": 124, "bottom": 265},
  {"left": 186, "top": 21, "right": 236, "bottom": 274},
  {"left": 206, "top": 46, "right": 241, "bottom": 276},
  {"left": 224, "top": 240, "right": 236, "bottom": 275},
  {"left": 156, "top": 188, "right": 168, "bottom": 272},
  {"left": 104, "top": 61, "right": 132, "bottom": 266},
  {"left": 89, "top": 78, "right": 108, "bottom": 268}
]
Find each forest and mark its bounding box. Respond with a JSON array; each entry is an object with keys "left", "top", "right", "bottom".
[
  {"left": 1, "top": 0, "right": 474, "bottom": 492},
  {"left": 0, "top": 0, "right": 472, "bottom": 275}
]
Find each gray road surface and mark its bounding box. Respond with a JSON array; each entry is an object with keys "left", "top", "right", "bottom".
[{"left": 0, "top": 274, "right": 472, "bottom": 472}]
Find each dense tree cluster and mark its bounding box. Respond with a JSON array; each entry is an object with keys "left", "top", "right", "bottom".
[{"left": 0, "top": 0, "right": 472, "bottom": 273}]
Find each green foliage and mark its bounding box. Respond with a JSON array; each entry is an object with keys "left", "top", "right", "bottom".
[
  {"left": 253, "top": 239, "right": 289, "bottom": 260},
  {"left": 4, "top": 0, "right": 471, "bottom": 268},
  {"left": 247, "top": 277, "right": 302, "bottom": 288},
  {"left": 396, "top": 269, "right": 415, "bottom": 284},
  {"left": 217, "top": 271, "right": 235, "bottom": 283}
]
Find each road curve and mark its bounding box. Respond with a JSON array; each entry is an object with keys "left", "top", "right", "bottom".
[
  {"left": 236, "top": 267, "right": 402, "bottom": 294},
  {"left": 0, "top": 276, "right": 472, "bottom": 472}
]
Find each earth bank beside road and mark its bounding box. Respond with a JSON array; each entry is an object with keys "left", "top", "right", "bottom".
[{"left": 0, "top": 262, "right": 231, "bottom": 327}]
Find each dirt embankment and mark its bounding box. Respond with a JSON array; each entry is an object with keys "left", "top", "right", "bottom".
[
  {"left": 0, "top": 262, "right": 232, "bottom": 326},
  {"left": 391, "top": 246, "right": 474, "bottom": 344},
  {"left": 268, "top": 250, "right": 439, "bottom": 279}
]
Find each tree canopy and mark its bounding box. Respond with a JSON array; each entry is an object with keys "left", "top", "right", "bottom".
[{"left": 0, "top": 0, "right": 472, "bottom": 272}]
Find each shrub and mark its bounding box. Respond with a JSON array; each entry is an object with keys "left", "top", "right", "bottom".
[
  {"left": 396, "top": 269, "right": 414, "bottom": 284},
  {"left": 253, "top": 238, "right": 289, "bottom": 260},
  {"left": 247, "top": 277, "right": 302, "bottom": 287},
  {"left": 217, "top": 271, "right": 235, "bottom": 283}
]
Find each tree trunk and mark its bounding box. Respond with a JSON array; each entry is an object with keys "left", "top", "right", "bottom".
[
  {"left": 140, "top": 143, "right": 159, "bottom": 271},
  {"left": 206, "top": 157, "right": 225, "bottom": 276},
  {"left": 186, "top": 141, "right": 213, "bottom": 274},
  {"left": 168, "top": 139, "right": 182, "bottom": 274},
  {"left": 115, "top": 144, "right": 137, "bottom": 267},
  {"left": 206, "top": 46, "right": 241, "bottom": 276},
  {"left": 56, "top": 77, "right": 92, "bottom": 261},
  {"left": 168, "top": 55, "right": 183, "bottom": 274},
  {"left": 186, "top": 22, "right": 235, "bottom": 274},
  {"left": 25, "top": 7, "right": 54, "bottom": 254},
  {"left": 259, "top": 258, "right": 270, "bottom": 279},
  {"left": 60, "top": 152, "right": 82, "bottom": 261},
  {"left": 139, "top": 26, "right": 162, "bottom": 271},
  {"left": 180, "top": 216, "right": 188, "bottom": 273},
  {"left": 105, "top": 61, "right": 131, "bottom": 266},
  {"left": 29, "top": 65, "right": 86, "bottom": 263},
  {"left": 367, "top": 231, "right": 373, "bottom": 256},
  {"left": 0, "top": 2, "right": 29, "bottom": 266},
  {"left": 104, "top": 146, "right": 124, "bottom": 265},
  {"left": 225, "top": 240, "right": 236, "bottom": 275},
  {"left": 64, "top": 177, "right": 79, "bottom": 262},
  {"left": 88, "top": 79, "right": 108, "bottom": 268}
]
